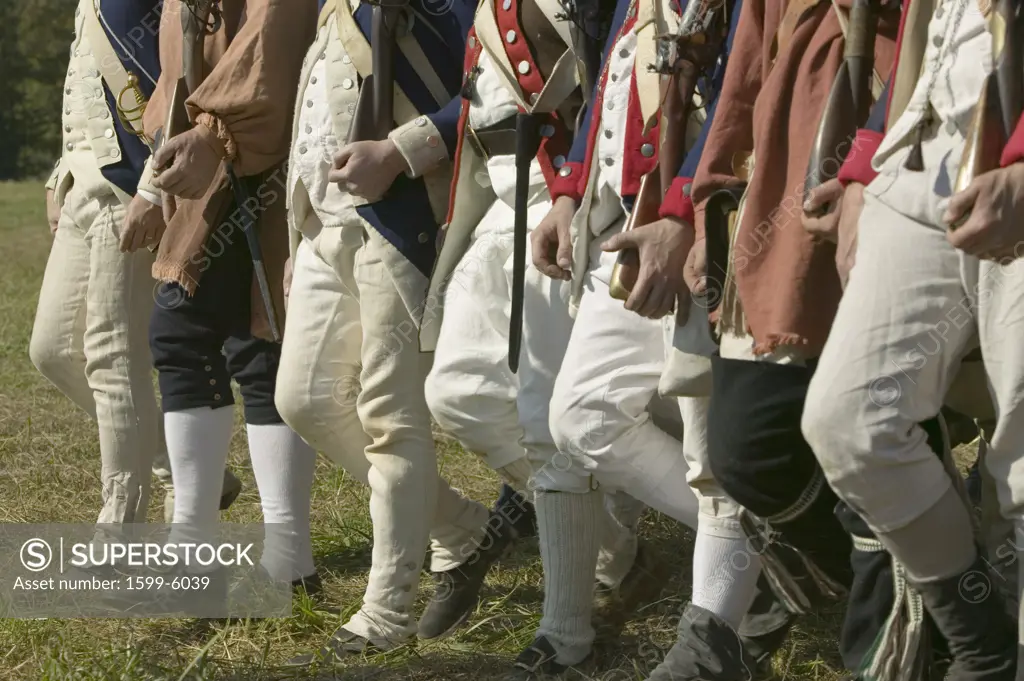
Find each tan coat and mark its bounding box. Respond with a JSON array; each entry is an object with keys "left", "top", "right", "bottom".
[{"left": 143, "top": 0, "right": 317, "bottom": 340}]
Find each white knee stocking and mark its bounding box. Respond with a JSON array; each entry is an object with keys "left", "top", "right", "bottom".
[
  {"left": 691, "top": 517, "right": 762, "bottom": 630},
  {"left": 247, "top": 423, "right": 317, "bottom": 581},
  {"left": 165, "top": 406, "right": 234, "bottom": 550},
  {"left": 536, "top": 489, "right": 601, "bottom": 666}
]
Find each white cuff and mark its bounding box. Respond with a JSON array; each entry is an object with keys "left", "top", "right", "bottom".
[
  {"left": 388, "top": 115, "right": 448, "bottom": 179},
  {"left": 138, "top": 157, "right": 160, "bottom": 197},
  {"left": 137, "top": 188, "right": 163, "bottom": 207}
]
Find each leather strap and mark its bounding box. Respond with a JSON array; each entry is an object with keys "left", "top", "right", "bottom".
[
  {"left": 635, "top": 0, "right": 661, "bottom": 126},
  {"left": 82, "top": 0, "right": 147, "bottom": 137},
  {"left": 397, "top": 26, "right": 453, "bottom": 106},
  {"left": 331, "top": 0, "right": 448, "bottom": 122},
  {"left": 475, "top": 0, "right": 579, "bottom": 113},
  {"left": 533, "top": 0, "right": 575, "bottom": 47}
]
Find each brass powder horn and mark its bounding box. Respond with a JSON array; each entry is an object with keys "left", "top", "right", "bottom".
[{"left": 116, "top": 73, "right": 149, "bottom": 142}]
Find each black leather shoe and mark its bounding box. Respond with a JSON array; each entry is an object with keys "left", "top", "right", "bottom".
[
  {"left": 912, "top": 555, "right": 1016, "bottom": 681},
  {"left": 417, "top": 511, "right": 515, "bottom": 640},
  {"left": 646, "top": 603, "right": 760, "bottom": 681},
  {"left": 285, "top": 627, "right": 383, "bottom": 667},
  {"left": 501, "top": 636, "right": 591, "bottom": 680}
]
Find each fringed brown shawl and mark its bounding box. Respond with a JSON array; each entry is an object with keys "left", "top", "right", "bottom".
[{"left": 144, "top": 0, "right": 316, "bottom": 339}]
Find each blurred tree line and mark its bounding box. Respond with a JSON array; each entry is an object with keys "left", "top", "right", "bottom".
[{"left": 0, "top": 0, "right": 76, "bottom": 180}]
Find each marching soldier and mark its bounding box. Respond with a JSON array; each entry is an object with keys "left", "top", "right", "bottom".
[
  {"left": 121, "top": 0, "right": 321, "bottom": 590},
  {"left": 31, "top": 0, "right": 240, "bottom": 530},
  {"left": 418, "top": 0, "right": 666, "bottom": 647},
  {"left": 526, "top": 0, "right": 795, "bottom": 677},
  {"left": 803, "top": 0, "right": 1021, "bottom": 677},
  {"left": 275, "top": 0, "right": 514, "bottom": 660}
]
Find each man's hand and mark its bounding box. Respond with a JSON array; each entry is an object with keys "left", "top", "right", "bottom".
[
  {"left": 944, "top": 164, "right": 1024, "bottom": 260},
  {"left": 329, "top": 140, "right": 409, "bottom": 201},
  {"left": 46, "top": 188, "right": 60, "bottom": 235},
  {"left": 674, "top": 236, "right": 708, "bottom": 326},
  {"left": 283, "top": 256, "right": 293, "bottom": 311},
  {"left": 531, "top": 195, "right": 577, "bottom": 280},
  {"left": 121, "top": 194, "right": 166, "bottom": 253},
  {"left": 601, "top": 217, "right": 695, "bottom": 319},
  {"left": 836, "top": 182, "right": 865, "bottom": 288},
  {"left": 802, "top": 178, "right": 845, "bottom": 243},
  {"left": 151, "top": 126, "right": 225, "bottom": 200}
]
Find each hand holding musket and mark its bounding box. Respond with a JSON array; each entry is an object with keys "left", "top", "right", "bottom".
[{"left": 609, "top": 0, "right": 729, "bottom": 302}]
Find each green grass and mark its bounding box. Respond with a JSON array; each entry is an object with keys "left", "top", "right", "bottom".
[{"left": 0, "top": 180, "right": 861, "bottom": 680}]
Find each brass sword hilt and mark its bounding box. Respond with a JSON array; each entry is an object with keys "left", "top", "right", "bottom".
[{"left": 116, "top": 73, "right": 151, "bottom": 143}]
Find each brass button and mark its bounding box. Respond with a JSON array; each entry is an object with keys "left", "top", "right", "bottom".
[
  {"left": 640, "top": 143, "right": 654, "bottom": 158},
  {"left": 558, "top": 166, "right": 572, "bottom": 177},
  {"left": 418, "top": 232, "right": 429, "bottom": 244}
]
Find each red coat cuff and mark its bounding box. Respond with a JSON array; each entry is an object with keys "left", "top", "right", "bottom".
[
  {"left": 549, "top": 162, "right": 585, "bottom": 202},
  {"left": 1000, "top": 114, "right": 1024, "bottom": 167},
  {"left": 659, "top": 176, "right": 695, "bottom": 225},
  {"left": 837, "top": 129, "right": 884, "bottom": 187}
]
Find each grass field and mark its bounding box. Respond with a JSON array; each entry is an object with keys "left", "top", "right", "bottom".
[{"left": 0, "top": 180, "right": 854, "bottom": 680}]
